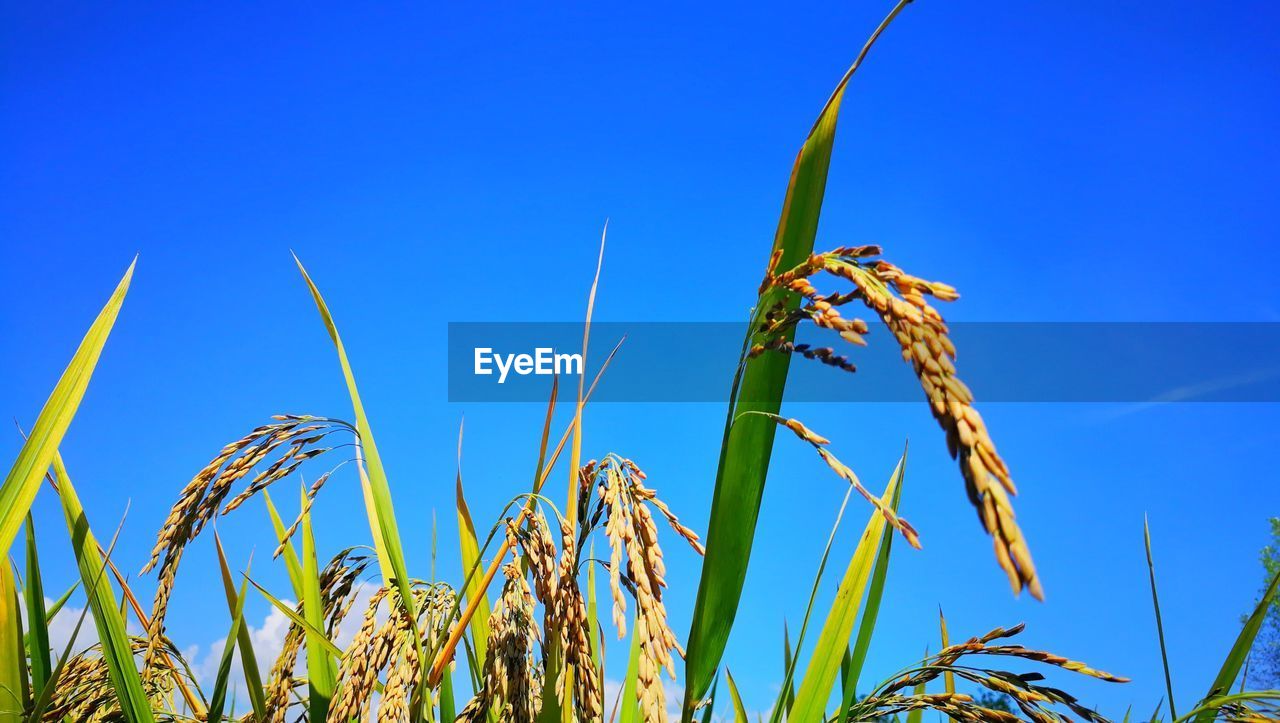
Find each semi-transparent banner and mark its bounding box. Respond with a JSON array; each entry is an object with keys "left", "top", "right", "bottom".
[{"left": 447, "top": 322, "right": 1280, "bottom": 403}]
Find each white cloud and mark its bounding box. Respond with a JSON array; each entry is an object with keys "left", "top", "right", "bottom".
[
  {"left": 190, "top": 602, "right": 293, "bottom": 689},
  {"left": 38, "top": 597, "right": 143, "bottom": 659},
  {"left": 45, "top": 600, "right": 100, "bottom": 656}
]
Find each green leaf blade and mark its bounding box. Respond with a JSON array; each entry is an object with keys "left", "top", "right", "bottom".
[
  {"left": 456, "top": 472, "right": 492, "bottom": 673},
  {"left": 300, "top": 487, "right": 336, "bottom": 720},
  {"left": 789, "top": 455, "right": 906, "bottom": 722},
  {"left": 53, "top": 451, "right": 155, "bottom": 723},
  {"left": 215, "top": 534, "right": 267, "bottom": 720},
  {"left": 0, "top": 260, "right": 134, "bottom": 558},
  {"left": 292, "top": 256, "right": 422, "bottom": 668},
  {"left": 22, "top": 516, "right": 51, "bottom": 697},
  {"left": 0, "top": 562, "right": 26, "bottom": 721},
  {"left": 680, "top": 6, "right": 914, "bottom": 715}
]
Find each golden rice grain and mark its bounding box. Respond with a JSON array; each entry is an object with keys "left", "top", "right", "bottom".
[{"left": 759, "top": 247, "right": 1042, "bottom": 599}]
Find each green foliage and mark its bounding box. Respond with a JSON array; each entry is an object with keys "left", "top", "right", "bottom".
[
  {"left": 973, "top": 691, "right": 1015, "bottom": 713},
  {"left": 1251, "top": 517, "right": 1280, "bottom": 687},
  {"left": 53, "top": 452, "right": 155, "bottom": 723},
  {"left": 0, "top": 259, "right": 133, "bottom": 559},
  {"left": 681, "top": 3, "right": 916, "bottom": 716}
]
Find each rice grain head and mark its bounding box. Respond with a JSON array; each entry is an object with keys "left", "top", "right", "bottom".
[{"left": 757, "top": 247, "right": 1042, "bottom": 599}]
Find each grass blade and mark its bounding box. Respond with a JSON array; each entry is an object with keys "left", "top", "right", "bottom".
[
  {"left": 246, "top": 578, "right": 344, "bottom": 659},
  {"left": 1182, "top": 691, "right": 1280, "bottom": 721},
  {"left": 938, "top": 607, "right": 954, "bottom": 722},
  {"left": 263, "top": 490, "right": 304, "bottom": 594},
  {"left": 1145, "top": 517, "right": 1177, "bottom": 721},
  {"left": 1192, "top": 568, "right": 1280, "bottom": 721},
  {"left": 43, "top": 582, "right": 77, "bottom": 623},
  {"left": 782, "top": 622, "right": 796, "bottom": 715},
  {"left": 22, "top": 515, "right": 50, "bottom": 696},
  {"left": 52, "top": 450, "right": 155, "bottom": 723},
  {"left": 618, "top": 614, "right": 642, "bottom": 723},
  {"left": 214, "top": 533, "right": 266, "bottom": 719},
  {"left": 439, "top": 658, "right": 456, "bottom": 722},
  {"left": 27, "top": 592, "right": 93, "bottom": 722},
  {"left": 566, "top": 224, "right": 606, "bottom": 525},
  {"left": 587, "top": 542, "right": 603, "bottom": 688},
  {"left": 725, "top": 669, "right": 749, "bottom": 723},
  {"left": 681, "top": 5, "right": 914, "bottom": 715},
  {"left": 905, "top": 669, "right": 927, "bottom": 723},
  {"left": 0, "top": 259, "right": 133, "bottom": 558},
  {"left": 837, "top": 447, "right": 909, "bottom": 720},
  {"left": 299, "top": 485, "right": 336, "bottom": 719},
  {"left": 767, "top": 482, "right": 859, "bottom": 723},
  {"left": 455, "top": 426, "right": 492, "bottom": 673},
  {"left": 789, "top": 454, "right": 906, "bottom": 722},
  {"left": 293, "top": 255, "right": 421, "bottom": 655},
  {"left": 699, "top": 676, "right": 719, "bottom": 723},
  {"left": 206, "top": 578, "right": 249, "bottom": 722},
  {"left": 0, "top": 561, "right": 25, "bottom": 721}
]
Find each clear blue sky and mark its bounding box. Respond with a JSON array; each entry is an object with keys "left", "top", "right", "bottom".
[{"left": 3, "top": 0, "right": 1279, "bottom": 716}]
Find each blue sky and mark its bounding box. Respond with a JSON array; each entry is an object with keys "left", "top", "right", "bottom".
[{"left": 3, "top": 0, "right": 1279, "bottom": 716}]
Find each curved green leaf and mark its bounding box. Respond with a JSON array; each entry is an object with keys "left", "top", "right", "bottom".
[
  {"left": 206, "top": 579, "right": 248, "bottom": 722},
  {"left": 456, "top": 449, "right": 491, "bottom": 672},
  {"left": 0, "top": 259, "right": 133, "bottom": 558},
  {"left": 53, "top": 451, "right": 154, "bottom": 723},
  {"left": 23, "top": 516, "right": 51, "bottom": 697},
  {"left": 681, "top": 4, "right": 915, "bottom": 715},
  {"left": 1145, "top": 517, "right": 1177, "bottom": 721},
  {"left": 0, "top": 562, "right": 25, "bottom": 721},
  {"left": 838, "top": 447, "right": 908, "bottom": 720},
  {"left": 300, "top": 486, "right": 335, "bottom": 719},
  {"left": 293, "top": 256, "right": 421, "bottom": 664},
  {"left": 725, "top": 669, "right": 749, "bottom": 723},
  {"left": 214, "top": 533, "right": 266, "bottom": 719}
]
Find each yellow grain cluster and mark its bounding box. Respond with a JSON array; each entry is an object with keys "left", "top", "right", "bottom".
[{"left": 757, "top": 246, "right": 1042, "bottom": 599}]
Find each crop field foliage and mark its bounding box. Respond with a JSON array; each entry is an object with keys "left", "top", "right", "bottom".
[{"left": 2, "top": 2, "right": 1277, "bottom": 722}]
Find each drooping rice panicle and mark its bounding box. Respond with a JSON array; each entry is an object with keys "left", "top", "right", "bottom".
[
  {"left": 583, "top": 455, "right": 702, "bottom": 723},
  {"left": 258, "top": 547, "right": 374, "bottom": 723},
  {"left": 140, "top": 415, "right": 351, "bottom": 669},
  {"left": 756, "top": 246, "right": 1042, "bottom": 599},
  {"left": 869, "top": 622, "right": 1127, "bottom": 723}
]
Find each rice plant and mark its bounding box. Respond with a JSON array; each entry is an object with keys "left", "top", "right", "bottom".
[{"left": 2, "top": 2, "right": 1276, "bottom": 722}]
